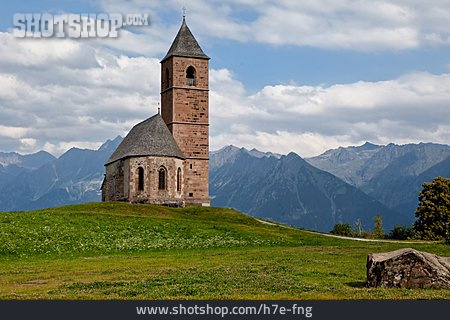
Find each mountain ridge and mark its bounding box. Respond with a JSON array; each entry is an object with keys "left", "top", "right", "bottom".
[
  {"left": 306, "top": 142, "right": 450, "bottom": 216},
  {"left": 0, "top": 139, "right": 448, "bottom": 233},
  {"left": 0, "top": 137, "right": 122, "bottom": 211},
  {"left": 210, "top": 147, "right": 407, "bottom": 231}
]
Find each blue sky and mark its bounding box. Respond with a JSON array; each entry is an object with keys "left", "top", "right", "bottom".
[
  {"left": 210, "top": 42, "right": 450, "bottom": 91},
  {"left": 0, "top": 0, "right": 449, "bottom": 157}
]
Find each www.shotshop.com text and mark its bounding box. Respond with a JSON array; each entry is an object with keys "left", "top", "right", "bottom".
[{"left": 136, "top": 303, "right": 313, "bottom": 318}]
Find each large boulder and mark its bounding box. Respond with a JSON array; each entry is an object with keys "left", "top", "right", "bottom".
[{"left": 366, "top": 248, "right": 450, "bottom": 289}]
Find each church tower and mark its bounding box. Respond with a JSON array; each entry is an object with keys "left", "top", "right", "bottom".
[{"left": 160, "top": 17, "right": 210, "bottom": 206}]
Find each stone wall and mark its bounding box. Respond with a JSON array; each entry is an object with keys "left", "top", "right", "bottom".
[
  {"left": 171, "top": 124, "right": 209, "bottom": 159},
  {"left": 183, "top": 158, "right": 210, "bottom": 206},
  {"left": 128, "top": 156, "right": 185, "bottom": 204},
  {"left": 102, "top": 159, "right": 126, "bottom": 201},
  {"left": 104, "top": 156, "right": 185, "bottom": 205}
]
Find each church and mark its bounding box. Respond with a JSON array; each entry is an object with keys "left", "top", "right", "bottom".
[{"left": 101, "top": 17, "right": 210, "bottom": 207}]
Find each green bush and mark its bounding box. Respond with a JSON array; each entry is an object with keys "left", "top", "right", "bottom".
[
  {"left": 330, "top": 223, "right": 354, "bottom": 237},
  {"left": 387, "top": 225, "right": 414, "bottom": 240},
  {"left": 360, "top": 231, "right": 372, "bottom": 239}
]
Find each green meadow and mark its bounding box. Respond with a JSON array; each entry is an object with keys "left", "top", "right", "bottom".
[{"left": 0, "top": 202, "right": 448, "bottom": 300}]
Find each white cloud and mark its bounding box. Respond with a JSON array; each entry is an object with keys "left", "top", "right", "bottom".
[
  {"left": 1, "top": 0, "right": 450, "bottom": 159},
  {"left": 0, "top": 26, "right": 448, "bottom": 158},
  {"left": 98, "top": 0, "right": 450, "bottom": 52},
  {"left": 0, "top": 125, "right": 29, "bottom": 139},
  {"left": 18, "top": 138, "right": 38, "bottom": 154},
  {"left": 210, "top": 69, "right": 450, "bottom": 157},
  {"left": 42, "top": 141, "right": 103, "bottom": 156},
  {"left": 0, "top": 32, "right": 161, "bottom": 156},
  {"left": 248, "top": 0, "right": 449, "bottom": 50},
  {"left": 210, "top": 131, "right": 355, "bottom": 158}
]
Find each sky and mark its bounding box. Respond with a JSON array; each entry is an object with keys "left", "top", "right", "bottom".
[{"left": 0, "top": 0, "right": 449, "bottom": 157}]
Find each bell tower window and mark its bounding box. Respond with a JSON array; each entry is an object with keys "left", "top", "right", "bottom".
[{"left": 186, "top": 66, "right": 196, "bottom": 86}]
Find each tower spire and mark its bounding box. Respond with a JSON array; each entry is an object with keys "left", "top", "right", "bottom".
[
  {"left": 182, "top": 7, "right": 186, "bottom": 20},
  {"left": 161, "top": 13, "right": 209, "bottom": 62}
]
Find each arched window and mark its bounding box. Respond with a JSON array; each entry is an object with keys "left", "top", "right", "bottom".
[
  {"left": 164, "top": 68, "right": 170, "bottom": 88},
  {"left": 186, "top": 66, "right": 196, "bottom": 86},
  {"left": 177, "top": 167, "right": 182, "bottom": 192},
  {"left": 137, "top": 167, "right": 144, "bottom": 191},
  {"left": 158, "top": 167, "right": 166, "bottom": 190}
]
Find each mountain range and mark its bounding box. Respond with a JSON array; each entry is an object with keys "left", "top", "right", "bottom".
[
  {"left": 0, "top": 139, "right": 448, "bottom": 232},
  {"left": 306, "top": 142, "right": 450, "bottom": 216},
  {"left": 0, "top": 137, "right": 122, "bottom": 211},
  {"left": 210, "top": 146, "right": 406, "bottom": 231},
  {"left": 210, "top": 142, "right": 449, "bottom": 231}
]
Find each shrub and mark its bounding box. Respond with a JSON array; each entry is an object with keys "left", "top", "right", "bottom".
[
  {"left": 360, "top": 231, "right": 372, "bottom": 239},
  {"left": 387, "top": 225, "right": 414, "bottom": 240},
  {"left": 330, "top": 223, "right": 354, "bottom": 237}
]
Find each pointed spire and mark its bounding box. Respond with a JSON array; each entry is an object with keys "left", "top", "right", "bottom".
[{"left": 161, "top": 17, "right": 209, "bottom": 62}]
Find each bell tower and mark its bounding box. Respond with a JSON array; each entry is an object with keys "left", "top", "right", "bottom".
[{"left": 160, "top": 17, "right": 210, "bottom": 206}]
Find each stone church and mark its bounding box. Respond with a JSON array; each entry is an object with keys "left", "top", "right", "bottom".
[{"left": 101, "top": 17, "right": 210, "bottom": 207}]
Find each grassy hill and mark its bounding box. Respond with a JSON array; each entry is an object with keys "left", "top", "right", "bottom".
[{"left": 0, "top": 202, "right": 449, "bottom": 299}]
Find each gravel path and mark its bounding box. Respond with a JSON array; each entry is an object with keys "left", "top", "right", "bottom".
[{"left": 255, "top": 218, "right": 437, "bottom": 244}]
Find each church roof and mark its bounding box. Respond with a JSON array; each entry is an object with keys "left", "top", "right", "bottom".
[
  {"left": 161, "top": 17, "right": 209, "bottom": 62},
  {"left": 105, "top": 114, "right": 185, "bottom": 165}
]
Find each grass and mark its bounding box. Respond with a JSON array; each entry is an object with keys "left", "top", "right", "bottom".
[{"left": 0, "top": 202, "right": 449, "bottom": 300}]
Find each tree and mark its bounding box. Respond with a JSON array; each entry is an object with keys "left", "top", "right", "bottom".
[
  {"left": 372, "top": 215, "right": 384, "bottom": 239},
  {"left": 413, "top": 176, "right": 450, "bottom": 241},
  {"left": 330, "top": 223, "right": 353, "bottom": 237},
  {"left": 387, "top": 225, "right": 414, "bottom": 240}
]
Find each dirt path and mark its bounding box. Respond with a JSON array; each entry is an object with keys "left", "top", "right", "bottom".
[
  {"left": 254, "top": 218, "right": 437, "bottom": 244},
  {"left": 302, "top": 230, "right": 437, "bottom": 244}
]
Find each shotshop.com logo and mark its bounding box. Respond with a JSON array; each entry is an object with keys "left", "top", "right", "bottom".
[{"left": 13, "top": 13, "right": 149, "bottom": 38}]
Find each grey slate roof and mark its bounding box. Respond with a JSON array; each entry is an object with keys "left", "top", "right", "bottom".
[
  {"left": 161, "top": 18, "right": 209, "bottom": 62},
  {"left": 105, "top": 114, "right": 185, "bottom": 165}
]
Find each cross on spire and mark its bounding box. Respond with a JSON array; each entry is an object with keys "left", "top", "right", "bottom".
[{"left": 182, "top": 7, "right": 186, "bottom": 19}]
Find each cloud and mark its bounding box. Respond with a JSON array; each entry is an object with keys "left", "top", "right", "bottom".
[
  {"left": 42, "top": 140, "right": 103, "bottom": 156},
  {"left": 209, "top": 69, "right": 450, "bottom": 157},
  {"left": 0, "top": 125, "right": 29, "bottom": 139},
  {"left": 248, "top": 2, "right": 419, "bottom": 51},
  {"left": 1, "top": 0, "right": 450, "bottom": 158},
  {"left": 211, "top": 130, "right": 355, "bottom": 158},
  {"left": 97, "top": 0, "right": 450, "bottom": 52},
  {"left": 0, "top": 27, "right": 449, "bottom": 158},
  {"left": 0, "top": 32, "right": 161, "bottom": 156}
]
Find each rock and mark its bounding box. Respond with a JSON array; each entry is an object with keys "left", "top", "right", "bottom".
[{"left": 366, "top": 248, "right": 450, "bottom": 289}]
